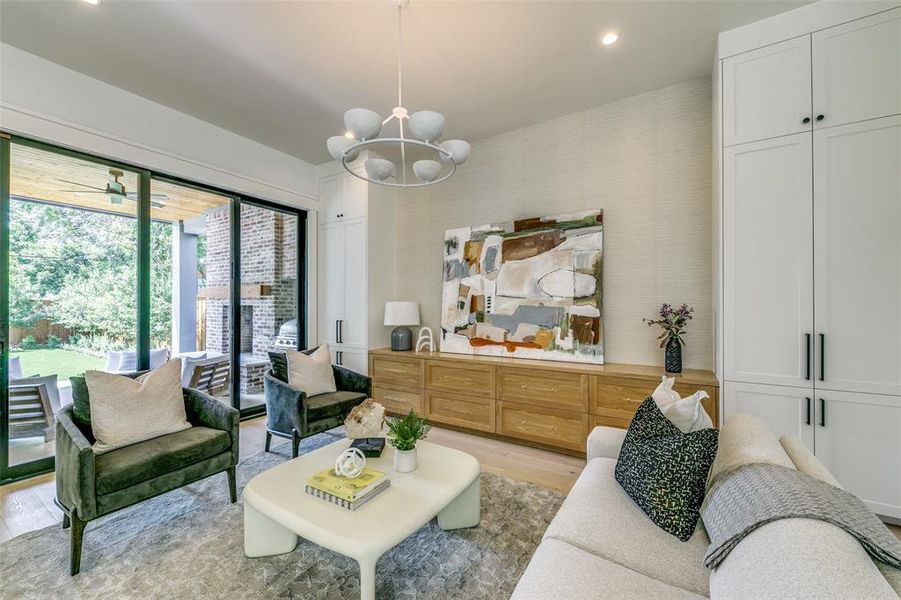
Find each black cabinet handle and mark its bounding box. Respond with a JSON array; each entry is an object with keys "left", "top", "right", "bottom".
[
  {"left": 819, "top": 398, "right": 826, "bottom": 427},
  {"left": 805, "top": 333, "right": 811, "bottom": 380},
  {"left": 816, "top": 114, "right": 825, "bottom": 122},
  {"left": 805, "top": 397, "right": 811, "bottom": 426},
  {"left": 338, "top": 320, "right": 343, "bottom": 344},
  {"left": 335, "top": 320, "right": 339, "bottom": 342},
  {"left": 802, "top": 117, "right": 811, "bottom": 124},
  {"left": 819, "top": 333, "right": 825, "bottom": 381}
]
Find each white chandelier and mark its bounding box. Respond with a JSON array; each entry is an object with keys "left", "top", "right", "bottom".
[{"left": 325, "top": 0, "right": 470, "bottom": 188}]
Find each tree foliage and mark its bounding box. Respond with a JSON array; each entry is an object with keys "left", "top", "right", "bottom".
[{"left": 10, "top": 200, "right": 173, "bottom": 348}]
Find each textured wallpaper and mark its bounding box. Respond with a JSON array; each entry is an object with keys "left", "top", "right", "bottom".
[{"left": 395, "top": 77, "right": 713, "bottom": 370}]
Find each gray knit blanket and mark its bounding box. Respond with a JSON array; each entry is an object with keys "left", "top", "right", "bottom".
[{"left": 701, "top": 462, "right": 901, "bottom": 570}]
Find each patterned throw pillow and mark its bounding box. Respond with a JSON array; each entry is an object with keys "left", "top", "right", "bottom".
[{"left": 615, "top": 398, "right": 719, "bottom": 541}]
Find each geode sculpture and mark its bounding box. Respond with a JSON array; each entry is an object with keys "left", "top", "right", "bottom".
[{"left": 344, "top": 399, "right": 386, "bottom": 439}]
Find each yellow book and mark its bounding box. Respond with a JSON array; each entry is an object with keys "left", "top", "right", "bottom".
[{"left": 306, "top": 466, "right": 387, "bottom": 502}]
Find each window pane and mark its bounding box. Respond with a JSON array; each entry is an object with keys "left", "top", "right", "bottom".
[
  {"left": 7, "top": 142, "right": 137, "bottom": 466},
  {"left": 150, "top": 179, "right": 232, "bottom": 402}
]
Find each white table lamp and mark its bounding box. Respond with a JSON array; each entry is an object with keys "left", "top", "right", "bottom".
[{"left": 384, "top": 301, "right": 420, "bottom": 351}]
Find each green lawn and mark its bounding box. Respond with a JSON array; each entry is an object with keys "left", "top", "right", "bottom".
[{"left": 12, "top": 348, "right": 105, "bottom": 382}]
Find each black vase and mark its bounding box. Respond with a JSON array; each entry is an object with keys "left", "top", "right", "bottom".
[{"left": 665, "top": 338, "right": 683, "bottom": 373}]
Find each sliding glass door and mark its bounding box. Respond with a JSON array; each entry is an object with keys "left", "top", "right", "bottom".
[{"left": 0, "top": 135, "right": 307, "bottom": 483}]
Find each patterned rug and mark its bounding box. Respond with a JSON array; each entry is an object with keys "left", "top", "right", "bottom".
[{"left": 0, "top": 432, "right": 565, "bottom": 599}]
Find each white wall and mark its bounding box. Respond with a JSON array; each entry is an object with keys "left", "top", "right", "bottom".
[
  {"left": 0, "top": 43, "right": 318, "bottom": 210},
  {"left": 395, "top": 78, "right": 714, "bottom": 370}
]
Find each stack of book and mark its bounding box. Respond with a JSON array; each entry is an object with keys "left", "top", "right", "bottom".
[{"left": 305, "top": 466, "right": 390, "bottom": 511}]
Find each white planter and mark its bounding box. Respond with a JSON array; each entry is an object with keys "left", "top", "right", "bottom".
[{"left": 393, "top": 447, "right": 418, "bottom": 473}]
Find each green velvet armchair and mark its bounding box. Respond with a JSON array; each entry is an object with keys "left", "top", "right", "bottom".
[
  {"left": 263, "top": 352, "right": 371, "bottom": 458},
  {"left": 55, "top": 387, "right": 239, "bottom": 576}
]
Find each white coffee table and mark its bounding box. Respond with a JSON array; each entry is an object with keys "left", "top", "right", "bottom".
[{"left": 243, "top": 439, "right": 481, "bottom": 600}]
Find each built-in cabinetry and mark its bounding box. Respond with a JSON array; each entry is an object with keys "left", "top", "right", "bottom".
[
  {"left": 716, "top": 5, "right": 901, "bottom": 519},
  {"left": 317, "top": 160, "right": 396, "bottom": 374},
  {"left": 369, "top": 349, "right": 719, "bottom": 455}
]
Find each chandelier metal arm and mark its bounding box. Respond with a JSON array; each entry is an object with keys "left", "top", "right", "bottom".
[{"left": 341, "top": 138, "right": 456, "bottom": 188}]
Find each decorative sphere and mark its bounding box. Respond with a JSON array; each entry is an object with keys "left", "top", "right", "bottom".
[
  {"left": 364, "top": 158, "right": 396, "bottom": 182},
  {"left": 326, "top": 136, "right": 359, "bottom": 163},
  {"left": 344, "top": 108, "right": 382, "bottom": 141},
  {"left": 439, "top": 139, "right": 471, "bottom": 165},
  {"left": 413, "top": 159, "right": 442, "bottom": 183},
  {"left": 335, "top": 447, "right": 366, "bottom": 478},
  {"left": 409, "top": 110, "right": 446, "bottom": 142}
]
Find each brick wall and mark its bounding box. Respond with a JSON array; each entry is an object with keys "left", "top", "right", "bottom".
[{"left": 203, "top": 204, "right": 298, "bottom": 360}]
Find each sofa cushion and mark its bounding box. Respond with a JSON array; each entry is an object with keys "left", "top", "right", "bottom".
[
  {"left": 709, "top": 518, "right": 898, "bottom": 599},
  {"left": 615, "top": 398, "right": 718, "bottom": 541},
  {"left": 305, "top": 391, "right": 367, "bottom": 422},
  {"left": 544, "top": 457, "right": 711, "bottom": 596},
  {"left": 95, "top": 426, "right": 230, "bottom": 495},
  {"left": 706, "top": 413, "right": 794, "bottom": 490},
  {"left": 511, "top": 538, "right": 706, "bottom": 600},
  {"left": 287, "top": 345, "right": 336, "bottom": 397},
  {"left": 269, "top": 347, "right": 318, "bottom": 383},
  {"left": 779, "top": 435, "right": 843, "bottom": 489}
]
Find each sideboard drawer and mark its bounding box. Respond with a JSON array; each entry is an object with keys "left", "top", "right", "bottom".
[
  {"left": 370, "top": 355, "right": 423, "bottom": 388},
  {"left": 426, "top": 360, "right": 495, "bottom": 398},
  {"left": 496, "top": 401, "right": 588, "bottom": 452},
  {"left": 426, "top": 391, "right": 495, "bottom": 433},
  {"left": 372, "top": 384, "right": 422, "bottom": 415},
  {"left": 590, "top": 377, "right": 654, "bottom": 428},
  {"left": 497, "top": 367, "right": 588, "bottom": 411}
]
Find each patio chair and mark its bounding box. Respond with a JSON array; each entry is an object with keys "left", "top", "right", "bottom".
[
  {"left": 9, "top": 355, "right": 24, "bottom": 379},
  {"left": 104, "top": 348, "right": 169, "bottom": 374},
  {"left": 8, "top": 382, "right": 54, "bottom": 441},
  {"left": 185, "top": 356, "right": 231, "bottom": 396}
]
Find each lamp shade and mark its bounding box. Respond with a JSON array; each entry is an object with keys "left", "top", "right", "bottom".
[{"left": 384, "top": 301, "right": 420, "bottom": 326}]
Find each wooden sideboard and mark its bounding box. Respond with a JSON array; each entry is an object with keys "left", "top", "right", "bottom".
[{"left": 368, "top": 348, "right": 719, "bottom": 455}]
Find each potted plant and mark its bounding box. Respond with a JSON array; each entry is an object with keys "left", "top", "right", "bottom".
[
  {"left": 644, "top": 303, "right": 694, "bottom": 373},
  {"left": 386, "top": 410, "right": 430, "bottom": 473}
]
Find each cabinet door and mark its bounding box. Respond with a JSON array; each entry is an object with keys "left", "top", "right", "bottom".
[
  {"left": 814, "top": 116, "right": 901, "bottom": 396},
  {"left": 318, "top": 222, "right": 344, "bottom": 346},
  {"left": 723, "top": 382, "right": 814, "bottom": 450},
  {"left": 723, "top": 133, "right": 814, "bottom": 387},
  {"left": 341, "top": 218, "right": 367, "bottom": 349},
  {"left": 342, "top": 174, "right": 368, "bottom": 220},
  {"left": 812, "top": 8, "right": 901, "bottom": 129},
  {"left": 814, "top": 391, "right": 901, "bottom": 519},
  {"left": 319, "top": 175, "right": 344, "bottom": 224},
  {"left": 722, "top": 36, "right": 812, "bottom": 146},
  {"left": 335, "top": 347, "right": 367, "bottom": 375}
]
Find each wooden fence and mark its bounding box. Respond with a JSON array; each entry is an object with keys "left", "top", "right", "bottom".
[{"left": 10, "top": 320, "right": 74, "bottom": 346}]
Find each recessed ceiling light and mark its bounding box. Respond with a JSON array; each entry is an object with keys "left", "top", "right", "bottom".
[
  {"left": 82, "top": 0, "right": 101, "bottom": 5},
  {"left": 344, "top": 131, "right": 354, "bottom": 139},
  {"left": 601, "top": 32, "right": 619, "bottom": 46}
]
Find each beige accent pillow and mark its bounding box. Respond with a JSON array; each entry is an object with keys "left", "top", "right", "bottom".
[
  {"left": 651, "top": 376, "right": 714, "bottom": 433},
  {"left": 86, "top": 358, "right": 191, "bottom": 454},
  {"left": 286, "top": 345, "right": 337, "bottom": 397}
]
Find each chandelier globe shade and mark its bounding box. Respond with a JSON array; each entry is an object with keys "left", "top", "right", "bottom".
[
  {"left": 413, "top": 159, "right": 441, "bottom": 183},
  {"left": 439, "top": 140, "right": 472, "bottom": 165},
  {"left": 365, "top": 158, "right": 396, "bottom": 183},
  {"left": 325, "top": 0, "right": 469, "bottom": 188},
  {"left": 327, "top": 136, "right": 360, "bottom": 163}
]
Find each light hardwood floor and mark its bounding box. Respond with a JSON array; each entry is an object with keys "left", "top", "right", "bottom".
[
  {"left": 0, "top": 417, "right": 585, "bottom": 543},
  {"left": 3, "top": 418, "right": 898, "bottom": 544}
]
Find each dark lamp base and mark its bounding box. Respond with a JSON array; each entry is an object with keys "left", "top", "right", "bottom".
[{"left": 391, "top": 326, "right": 413, "bottom": 351}]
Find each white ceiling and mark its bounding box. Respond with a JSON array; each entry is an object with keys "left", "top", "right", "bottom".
[{"left": 0, "top": 0, "right": 809, "bottom": 164}]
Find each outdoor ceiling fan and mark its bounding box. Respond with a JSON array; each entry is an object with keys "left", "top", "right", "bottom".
[{"left": 58, "top": 168, "right": 168, "bottom": 208}]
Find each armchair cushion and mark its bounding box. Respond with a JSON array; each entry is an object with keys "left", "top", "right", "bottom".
[
  {"left": 95, "top": 427, "right": 230, "bottom": 495},
  {"left": 333, "top": 365, "right": 372, "bottom": 396},
  {"left": 70, "top": 370, "right": 147, "bottom": 432},
  {"left": 306, "top": 391, "right": 367, "bottom": 422},
  {"left": 269, "top": 346, "right": 319, "bottom": 383}
]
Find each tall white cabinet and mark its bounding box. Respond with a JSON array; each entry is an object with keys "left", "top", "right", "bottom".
[
  {"left": 716, "top": 5, "right": 901, "bottom": 519},
  {"left": 317, "top": 161, "right": 396, "bottom": 375}
]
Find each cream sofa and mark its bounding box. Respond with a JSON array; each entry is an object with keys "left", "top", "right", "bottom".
[{"left": 512, "top": 415, "right": 900, "bottom": 599}]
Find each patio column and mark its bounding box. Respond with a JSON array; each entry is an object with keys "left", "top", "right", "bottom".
[{"left": 171, "top": 220, "right": 198, "bottom": 355}]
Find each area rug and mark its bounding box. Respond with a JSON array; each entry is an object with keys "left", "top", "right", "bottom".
[{"left": 0, "top": 432, "right": 565, "bottom": 599}]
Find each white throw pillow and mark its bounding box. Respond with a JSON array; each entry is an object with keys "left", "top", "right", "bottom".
[
  {"left": 651, "top": 376, "right": 713, "bottom": 433},
  {"left": 86, "top": 358, "right": 191, "bottom": 454},
  {"left": 286, "top": 345, "right": 337, "bottom": 397}
]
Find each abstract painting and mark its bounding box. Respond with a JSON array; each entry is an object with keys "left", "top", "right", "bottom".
[{"left": 440, "top": 210, "right": 603, "bottom": 364}]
